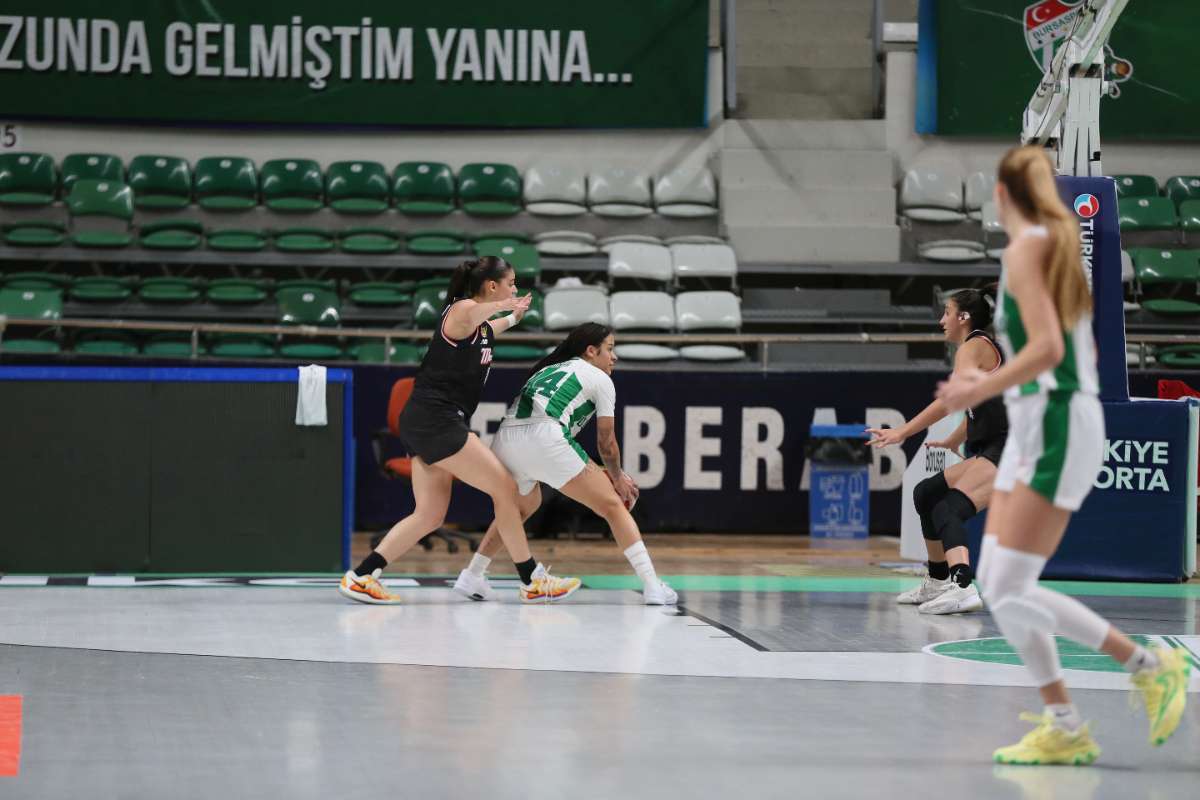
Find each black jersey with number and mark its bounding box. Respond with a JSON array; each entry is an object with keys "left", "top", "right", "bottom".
[
  {"left": 409, "top": 303, "right": 495, "bottom": 417},
  {"left": 964, "top": 330, "right": 1008, "bottom": 449}
]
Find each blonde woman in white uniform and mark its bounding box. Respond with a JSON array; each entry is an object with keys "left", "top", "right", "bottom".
[{"left": 939, "top": 146, "right": 1190, "bottom": 765}]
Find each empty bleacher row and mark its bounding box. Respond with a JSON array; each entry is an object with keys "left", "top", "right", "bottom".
[
  {"left": 900, "top": 167, "right": 1200, "bottom": 261},
  {"left": 0, "top": 242, "right": 746, "bottom": 364},
  {"left": 0, "top": 153, "right": 720, "bottom": 257}
]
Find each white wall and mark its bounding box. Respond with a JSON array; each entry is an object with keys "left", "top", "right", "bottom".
[
  {"left": 886, "top": 51, "right": 1200, "bottom": 182},
  {"left": 6, "top": 52, "right": 724, "bottom": 176}
]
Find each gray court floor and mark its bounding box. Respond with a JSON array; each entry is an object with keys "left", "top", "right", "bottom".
[{"left": 0, "top": 583, "right": 1197, "bottom": 799}]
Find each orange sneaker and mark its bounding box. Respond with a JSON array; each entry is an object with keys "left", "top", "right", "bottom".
[
  {"left": 519, "top": 564, "right": 581, "bottom": 603},
  {"left": 338, "top": 569, "right": 403, "bottom": 605}
]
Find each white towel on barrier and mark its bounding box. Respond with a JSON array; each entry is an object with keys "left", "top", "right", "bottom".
[{"left": 295, "top": 364, "right": 328, "bottom": 426}]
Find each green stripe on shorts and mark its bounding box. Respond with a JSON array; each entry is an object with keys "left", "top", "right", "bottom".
[
  {"left": 1030, "top": 394, "right": 1071, "bottom": 502},
  {"left": 561, "top": 427, "right": 588, "bottom": 464}
]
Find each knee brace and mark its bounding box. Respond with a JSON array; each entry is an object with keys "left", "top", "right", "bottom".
[
  {"left": 983, "top": 545, "right": 1062, "bottom": 686},
  {"left": 913, "top": 473, "right": 949, "bottom": 540},
  {"left": 931, "top": 489, "right": 977, "bottom": 551}
]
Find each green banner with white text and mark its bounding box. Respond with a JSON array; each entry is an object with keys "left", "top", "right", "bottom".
[
  {"left": 0, "top": 1, "right": 709, "bottom": 128},
  {"left": 930, "top": 0, "right": 1200, "bottom": 139}
]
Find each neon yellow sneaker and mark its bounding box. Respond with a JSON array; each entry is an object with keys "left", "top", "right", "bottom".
[
  {"left": 992, "top": 712, "right": 1101, "bottom": 766},
  {"left": 338, "top": 569, "right": 403, "bottom": 605},
  {"left": 520, "top": 564, "right": 581, "bottom": 603},
  {"left": 1131, "top": 645, "right": 1191, "bottom": 746}
]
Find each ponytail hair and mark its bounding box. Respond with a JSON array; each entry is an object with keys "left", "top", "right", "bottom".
[
  {"left": 997, "top": 146, "right": 1091, "bottom": 328},
  {"left": 527, "top": 322, "right": 614, "bottom": 381},
  {"left": 950, "top": 284, "right": 996, "bottom": 330},
  {"left": 444, "top": 255, "right": 513, "bottom": 310}
]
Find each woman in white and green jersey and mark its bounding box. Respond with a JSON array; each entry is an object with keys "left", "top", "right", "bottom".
[
  {"left": 453, "top": 322, "right": 677, "bottom": 605},
  {"left": 939, "top": 146, "right": 1189, "bottom": 767}
]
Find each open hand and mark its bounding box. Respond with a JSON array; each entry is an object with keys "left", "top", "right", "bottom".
[{"left": 865, "top": 426, "right": 907, "bottom": 448}]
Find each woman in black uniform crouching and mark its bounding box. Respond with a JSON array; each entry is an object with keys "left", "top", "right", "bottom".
[
  {"left": 339, "top": 256, "right": 581, "bottom": 604},
  {"left": 866, "top": 287, "right": 1007, "bottom": 615}
]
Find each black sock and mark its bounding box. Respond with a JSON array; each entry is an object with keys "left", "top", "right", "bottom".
[
  {"left": 949, "top": 563, "right": 973, "bottom": 588},
  {"left": 515, "top": 558, "right": 538, "bottom": 585},
  {"left": 927, "top": 560, "right": 950, "bottom": 580},
  {"left": 354, "top": 551, "right": 388, "bottom": 577}
]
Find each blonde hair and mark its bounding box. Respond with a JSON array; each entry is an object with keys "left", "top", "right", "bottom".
[{"left": 997, "top": 146, "right": 1092, "bottom": 328}]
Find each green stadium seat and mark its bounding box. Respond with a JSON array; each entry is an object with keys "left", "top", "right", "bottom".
[
  {"left": 2, "top": 221, "right": 66, "bottom": 247},
  {"left": 476, "top": 241, "right": 540, "bottom": 283},
  {"left": 1112, "top": 174, "right": 1159, "bottom": 199},
  {"left": 473, "top": 232, "right": 530, "bottom": 253},
  {"left": 1118, "top": 197, "right": 1178, "bottom": 231},
  {"left": 519, "top": 289, "right": 544, "bottom": 329},
  {"left": 339, "top": 227, "right": 401, "bottom": 254},
  {"left": 0, "top": 272, "right": 70, "bottom": 290},
  {"left": 209, "top": 334, "right": 275, "bottom": 359},
  {"left": 1157, "top": 345, "right": 1200, "bottom": 367},
  {"left": 406, "top": 230, "right": 465, "bottom": 255},
  {"left": 60, "top": 154, "right": 124, "bottom": 193},
  {"left": 1180, "top": 199, "right": 1200, "bottom": 233},
  {"left": 139, "top": 277, "right": 202, "bottom": 304},
  {"left": 139, "top": 220, "right": 203, "bottom": 250},
  {"left": 276, "top": 278, "right": 343, "bottom": 359},
  {"left": 207, "top": 278, "right": 271, "bottom": 304},
  {"left": 352, "top": 341, "right": 424, "bottom": 364},
  {"left": 194, "top": 157, "right": 258, "bottom": 210},
  {"left": 143, "top": 333, "right": 206, "bottom": 358},
  {"left": 1164, "top": 176, "right": 1200, "bottom": 210},
  {"left": 1130, "top": 248, "right": 1198, "bottom": 284},
  {"left": 277, "top": 341, "right": 344, "bottom": 360},
  {"left": 458, "top": 163, "right": 522, "bottom": 216},
  {"left": 66, "top": 179, "right": 134, "bottom": 247},
  {"left": 1131, "top": 249, "right": 1200, "bottom": 315},
  {"left": 74, "top": 330, "right": 139, "bottom": 356},
  {"left": 412, "top": 278, "right": 450, "bottom": 328},
  {"left": 492, "top": 344, "right": 546, "bottom": 361},
  {"left": 0, "top": 153, "right": 57, "bottom": 206},
  {"left": 347, "top": 281, "right": 414, "bottom": 307},
  {"left": 1140, "top": 298, "right": 1200, "bottom": 315},
  {"left": 69, "top": 276, "right": 135, "bottom": 302},
  {"left": 277, "top": 285, "right": 340, "bottom": 360},
  {"left": 127, "top": 155, "right": 192, "bottom": 209},
  {"left": 327, "top": 161, "right": 390, "bottom": 214},
  {"left": 0, "top": 287, "right": 62, "bottom": 319},
  {"left": 1, "top": 337, "right": 61, "bottom": 354},
  {"left": 207, "top": 228, "right": 268, "bottom": 251},
  {"left": 393, "top": 161, "right": 455, "bottom": 215},
  {"left": 273, "top": 227, "right": 334, "bottom": 253},
  {"left": 261, "top": 159, "right": 324, "bottom": 212}
]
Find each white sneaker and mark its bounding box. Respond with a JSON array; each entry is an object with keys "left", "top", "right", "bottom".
[
  {"left": 453, "top": 569, "right": 496, "bottom": 601},
  {"left": 918, "top": 583, "right": 984, "bottom": 615},
  {"left": 897, "top": 575, "right": 951, "bottom": 605},
  {"left": 643, "top": 580, "right": 678, "bottom": 605}
]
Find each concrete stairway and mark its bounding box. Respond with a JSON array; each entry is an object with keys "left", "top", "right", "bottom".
[
  {"left": 732, "top": 0, "right": 875, "bottom": 120},
  {"left": 719, "top": 119, "right": 900, "bottom": 263}
]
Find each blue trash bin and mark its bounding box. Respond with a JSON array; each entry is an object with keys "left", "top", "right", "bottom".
[{"left": 807, "top": 424, "right": 871, "bottom": 539}]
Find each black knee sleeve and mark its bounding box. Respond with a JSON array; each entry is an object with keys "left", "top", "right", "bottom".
[
  {"left": 913, "top": 473, "right": 949, "bottom": 540},
  {"left": 931, "top": 489, "right": 977, "bottom": 551}
]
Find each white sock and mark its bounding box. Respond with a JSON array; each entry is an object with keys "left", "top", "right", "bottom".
[
  {"left": 467, "top": 552, "right": 491, "bottom": 577},
  {"left": 1046, "top": 703, "right": 1083, "bottom": 731},
  {"left": 1123, "top": 645, "right": 1159, "bottom": 674},
  {"left": 623, "top": 541, "right": 659, "bottom": 588}
]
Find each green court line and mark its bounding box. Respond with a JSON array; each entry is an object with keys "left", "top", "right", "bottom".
[
  {"left": 930, "top": 635, "right": 1155, "bottom": 673},
  {"left": 2, "top": 573, "right": 1199, "bottom": 599}
]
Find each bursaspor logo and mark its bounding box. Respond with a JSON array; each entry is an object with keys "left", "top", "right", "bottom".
[{"left": 1074, "top": 193, "right": 1100, "bottom": 218}]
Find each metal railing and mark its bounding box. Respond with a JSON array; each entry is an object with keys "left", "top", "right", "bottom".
[{"left": 1, "top": 315, "right": 1192, "bottom": 370}]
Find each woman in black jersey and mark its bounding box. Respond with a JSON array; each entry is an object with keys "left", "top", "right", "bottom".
[
  {"left": 338, "top": 256, "right": 580, "bottom": 605},
  {"left": 866, "top": 287, "right": 1007, "bottom": 615}
]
